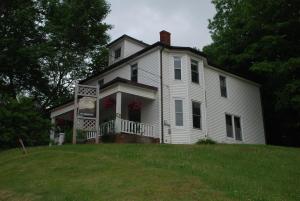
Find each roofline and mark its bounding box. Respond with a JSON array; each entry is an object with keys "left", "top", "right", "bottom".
[{"left": 106, "top": 34, "right": 149, "bottom": 48}]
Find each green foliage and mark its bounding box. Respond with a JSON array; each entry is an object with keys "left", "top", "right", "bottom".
[
  {"left": 0, "top": 97, "right": 51, "bottom": 149},
  {"left": 196, "top": 138, "right": 217, "bottom": 145},
  {"left": 204, "top": 0, "right": 300, "bottom": 146},
  {"left": 0, "top": 0, "right": 111, "bottom": 109}
]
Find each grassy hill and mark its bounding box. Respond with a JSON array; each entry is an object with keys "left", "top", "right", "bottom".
[{"left": 0, "top": 144, "right": 299, "bottom": 201}]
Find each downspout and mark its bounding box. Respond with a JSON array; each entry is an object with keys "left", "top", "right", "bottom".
[{"left": 160, "top": 46, "right": 164, "bottom": 144}]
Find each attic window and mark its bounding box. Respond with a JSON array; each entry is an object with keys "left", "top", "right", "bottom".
[{"left": 114, "top": 48, "right": 121, "bottom": 59}]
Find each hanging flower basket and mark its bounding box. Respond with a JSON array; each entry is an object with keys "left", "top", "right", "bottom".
[
  {"left": 103, "top": 97, "right": 115, "bottom": 109},
  {"left": 128, "top": 100, "right": 142, "bottom": 111}
]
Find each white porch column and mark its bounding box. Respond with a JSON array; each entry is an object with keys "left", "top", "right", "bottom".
[
  {"left": 115, "top": 92, "right": 122, "bottom": 133},
  {"left": 49, "top": 117, "right": 55, "bottom": 146},
  {"left": 95, "top": 83, "right": 100, "bottom": 144}
]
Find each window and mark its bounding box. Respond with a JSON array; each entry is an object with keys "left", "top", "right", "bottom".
[
  {"left": 114, "top": 48, "right": 121, "bottom": 59},
  {"left": 225, "top": 114, "right": 233, "bottom": 137},
  {"left": 234, "top": 116, "right": 242, "bottom": 141},
  {"left": 225, "top": 114, "right": 243, "bottom": 140},
  {"left": 191, "top": 60, "right": 199, "bottom": 83},
  {"left": 175, "top": 100, "right": 183, "bottom": 126},
  {"left": 219, "top": 75, "right": 227, "bottom": 97},
  {"left": 174, "top": 57, "right": 181, "bottom": 80},
  {"left": 131, "top": 64, "right": 138, "bottom": 82},
  {"left": 192, "top": 101, "right": 201, "bottom": 129},
  {"left": 98, "top": 79, "right": 104, "bottom": 88}
]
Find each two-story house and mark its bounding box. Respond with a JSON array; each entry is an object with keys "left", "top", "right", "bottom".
[{"left": 50, "top": 31, "right": 265, "bottom": 144}]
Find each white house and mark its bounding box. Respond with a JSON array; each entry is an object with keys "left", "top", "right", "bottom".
[{"left": 50, "top": 31, "right": 265, "bottom": 144}]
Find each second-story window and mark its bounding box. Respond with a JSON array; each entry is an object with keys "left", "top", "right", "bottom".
[
  {"left": 131, "top": 64, "right": 138, "bottom": 82},
  {"left": 219, "top": 75, "right": 227, "bottom": 97},
  {"left": 114, "top": 48, "right": 121, "bottom": 59},
  {"left": 191, "top": 59, "right": 199, "bottom": 83},
  {"left": 98, "top": 79, "right": 104, "bottom": 88},
  {"left": 174, "top": 56, "right": 181, "bottom": 80}
]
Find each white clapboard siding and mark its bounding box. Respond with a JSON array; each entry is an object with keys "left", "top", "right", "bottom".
[{"left": 204, "top": 66, "right": 265, "bottom": 144}]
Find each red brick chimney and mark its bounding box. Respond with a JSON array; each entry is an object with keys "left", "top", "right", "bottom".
[{"left": 160, "top": 30, "right": 171, "bottom": 46}]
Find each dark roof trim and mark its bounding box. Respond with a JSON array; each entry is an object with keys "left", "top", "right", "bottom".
[
  {"left": 79, "top": 42, "right": 161, "bottom": 84},
  {"left": 106, "top": 34, "right": 149, "bottom": 48},
  {"left": 100, "top": 77, "right": 158, "bottom": 91}
]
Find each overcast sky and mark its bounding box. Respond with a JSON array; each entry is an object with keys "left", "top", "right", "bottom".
[{"left": 104, "top": 0, "right": 216, "bottom": 50}]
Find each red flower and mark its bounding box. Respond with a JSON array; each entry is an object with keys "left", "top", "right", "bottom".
[
  {"left": 103, "top": 97, "right": 115, "bottom": 109},
  {"left": 128, "top": 100, "right": 142, "bottom": 111}
]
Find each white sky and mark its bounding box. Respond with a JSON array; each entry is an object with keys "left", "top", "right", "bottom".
[{"left": 104, "top": 0, "right": 216, "bottom": 50}]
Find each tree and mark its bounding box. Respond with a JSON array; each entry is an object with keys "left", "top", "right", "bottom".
[
  {"left": 203, "top": 0, "right": 300, "bottom": 146},
  {"left": 34, "top": 0, "right": 111, "bottom": 109},
  {"left": 0, "top": 0, "right": 111, "bottom": 109}
]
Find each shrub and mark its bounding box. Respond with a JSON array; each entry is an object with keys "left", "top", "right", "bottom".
[{"left": 196, "top": 138, "right": 217, "bottom": 145}]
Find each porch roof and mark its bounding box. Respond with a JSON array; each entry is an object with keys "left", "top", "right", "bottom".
[{"left": 50, "top": 78, "right": 157, "bottom": 118}]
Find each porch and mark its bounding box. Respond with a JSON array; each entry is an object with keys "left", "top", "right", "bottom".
[{"left": 50, "top": 78, "right": 159, "bottom": 143}]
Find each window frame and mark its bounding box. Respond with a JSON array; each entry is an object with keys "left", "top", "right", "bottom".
[
  {"left": 225, "top": 113, "right": 243, "bottom": 141},
  {"left": 174, "top": 99, "right": 184, "bottom": 127},
  {"left": 219, "top": 75, "right": 227, "bottom": 98},
  {"left": 131, "top": 63, "right": 138, "bottom": 82},
  {"left": 114, "top": 47, "right": 121, "bottom": 59},
  {"left": 192, "top": 101, "right": 201, "bottom": 129},
  {"left": 191, "top": 59, "right": 199, "bottom": 84},
  {"left": 174, "top": 56, "right": 182, "bottom": 80}
]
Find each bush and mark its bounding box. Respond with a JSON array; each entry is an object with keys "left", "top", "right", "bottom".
[
  {"left": 0, "top": 97, "right": 51, "bottom": 149},
  {"left": 196, "top": 138, "right": 217, "bottom": 145}
]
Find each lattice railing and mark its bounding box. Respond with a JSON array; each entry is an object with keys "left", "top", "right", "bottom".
[
  {"left": 77, "top": 117, "right": 96, "bottom": 131},
  {"left": 78, "top": 85, "right": 97, "bottom": 97}
]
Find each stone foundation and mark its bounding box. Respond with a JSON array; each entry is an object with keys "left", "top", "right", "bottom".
[{"left": 86, "top": 133, "right": 159, "bottom": 144}]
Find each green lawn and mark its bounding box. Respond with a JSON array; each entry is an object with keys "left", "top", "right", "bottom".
[{"left": 0, "top": 144, "right": 299, "bottom": 201}]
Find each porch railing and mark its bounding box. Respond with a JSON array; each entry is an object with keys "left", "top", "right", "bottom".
[
  {"left": 120, "top": 119, "right": 154, "bottom": 137},
  {"left": 86, "top": 119, "right": 155, "bottom": 140}
]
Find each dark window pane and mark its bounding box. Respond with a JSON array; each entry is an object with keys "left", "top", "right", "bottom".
[
  {"left": 226, "top": 114, "right": 233, "bottom": 137},
  {"left": 192, "top": 72, "right": 199, "bottom": 83},
  {"left": 219, "top": 76, "right": 227, "bottom": 97},
  {"left": 192, "top": 102, "right": 201, "bottom": 129},
  {"left": 98, "top": 79, "right": 104, "bottom": 88},
  {"left": 193, "top": 116, "right": 201, "bottom": 129},
  {"left": 131, "top": 64, "right": 138, "bottom": 82},
  {"left": 192, "top": 102, "right": 201, "bottom": 115},
  {"left": 234, "top": 116, "right": 242, "bottom": 140},
  {"left": 115, "top": 48, "right": 121, "bottom": 59},
  {"left": 175, "top": 69, "right": 181, "bottom": 80}
]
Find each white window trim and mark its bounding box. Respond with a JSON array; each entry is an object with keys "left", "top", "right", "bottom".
[
  {"left": 174, "top": 98, "right": 184, "bottom": 128},
  {"left": 131, "top": 63, "right": 138, "bottom": 82},
  {"left": 225, "top": 113, "right": 243, "bottom": 141},
  {"left": 191, "top": 100, "right": 202, "bottom": 130},
  {"left": 219, "top": 74, "right": 228, "bottom": 98},
  {"left": 173, "top": 56, "right": 182, "bottom": 81},
  {"left": 191, "top": 59, "right": 200, "bottom": 85}
]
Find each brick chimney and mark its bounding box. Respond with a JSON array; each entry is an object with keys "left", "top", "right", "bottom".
[{"left": 160, "top": 30, "right": 171, "bottom": 46}]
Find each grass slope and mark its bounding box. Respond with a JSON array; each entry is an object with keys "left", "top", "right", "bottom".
[{"left": 0, "top": 144, "right": 299, "bottom": 201}]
